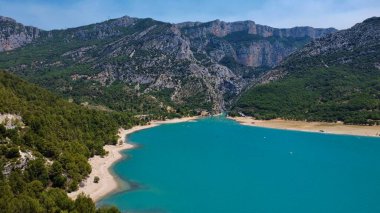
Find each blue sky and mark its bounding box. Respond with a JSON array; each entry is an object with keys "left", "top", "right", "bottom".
[{"left": 0, "top": 0, "right": 379, "bottom": 30}]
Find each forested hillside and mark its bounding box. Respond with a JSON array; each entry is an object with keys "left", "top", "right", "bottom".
[
  {"left": 0, "top": 71, "right": 140, "bottom": 212},
  {"left": 233, "top": 17, "right": 380, "bottom": 125},
  {"left": 0, "top": 15, "right": 334, "bottom": 114}
]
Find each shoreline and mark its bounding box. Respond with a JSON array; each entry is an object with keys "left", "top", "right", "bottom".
[
  {"left": 229, "top": 116, "right": 380, "bottom": 137},
  {"left": 68, "top": 115, "right": 379, "bottom": 201},
  {"left": 68, "top": 116, "right": 199, "bottom": 202}
]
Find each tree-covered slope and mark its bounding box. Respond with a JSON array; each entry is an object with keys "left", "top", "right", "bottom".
[
  {"left": 233, "top": 17, "right": 380, "bottom": 125},
  {"left": 0, "top": 71, "right": 140, "bottom": 212}
]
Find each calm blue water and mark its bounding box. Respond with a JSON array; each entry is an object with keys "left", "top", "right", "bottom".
[{"left": 98, "top": 117, "right": 380, "bottom": 213}]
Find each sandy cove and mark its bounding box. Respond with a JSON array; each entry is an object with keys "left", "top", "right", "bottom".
[
  {"left": 230, "top": 116, "right": 380, "bottom": 137},
  {"left": 68, "top": 116, "right": 199, "bottom": 202}
]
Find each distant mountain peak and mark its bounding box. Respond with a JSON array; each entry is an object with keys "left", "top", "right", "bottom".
[
  {"left": 0, "top": 16, "right": 16, "bottom": 23},
  {"left": 107, "top": 15, "right": 139, "bottom": 24},
  {"left": 363, "top": 16, "right": 380, "bottom": 24},
  {"left": 293, "top": 16, "right": 380, "bottom": 59}
]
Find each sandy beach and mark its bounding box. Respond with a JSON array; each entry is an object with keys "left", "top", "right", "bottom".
[
  {"left": 230, "top": 116, "right": 380, "bottom": 137},
  {"left": 68, "top": 116, "right": 199, "bottom": 202}
]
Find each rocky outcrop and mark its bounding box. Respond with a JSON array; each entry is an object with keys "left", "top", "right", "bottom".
[
  {"left": 178, "top": 20, "right": 336, "bottom": 68},
  {"left": 293, "top": 17, "right": 380, "bottom": 59},
  {"left": 63, "top": 16, "right": 138, "bottom": 40},
  {"left": 0, "top": 16, "right": 42, "bottom": 51},
  {"left": 178, "top": 19, "right": 336, "bottom": 39},
  {"left": 3, "top": 150, "right": 35, "bottom": 176},
  {"left": 0, "top": 113, "right": 24, "bottom": 129},
  {"left": 177, "top": 20, "right": 258, "bottom": 37}
]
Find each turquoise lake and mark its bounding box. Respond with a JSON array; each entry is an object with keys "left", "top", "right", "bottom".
[{"left": 98, "top": 117, "right": 380, "bottom": 213}]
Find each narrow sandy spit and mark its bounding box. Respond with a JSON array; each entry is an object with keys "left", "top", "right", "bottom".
[
  {"left": 68, "top": 116, "right": 199, "bottom": 202},
  {"left": 229, "top": 116, "right": 380, "bottom": 137}
]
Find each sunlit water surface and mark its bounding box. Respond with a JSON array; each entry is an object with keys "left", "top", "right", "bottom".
[{"left": 98, "top": 117, "right": 380, "bottom": 213}]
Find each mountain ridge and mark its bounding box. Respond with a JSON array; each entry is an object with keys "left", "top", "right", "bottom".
[{"left": 0, "top": 15, "right": 336, "bottom": 114}]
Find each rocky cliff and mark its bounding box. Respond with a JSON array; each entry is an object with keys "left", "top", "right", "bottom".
[
  {"left": 0, "top": 16, "right": 42, "bottom": 51},
  {"left": 178, "top": 20, "right": 336, "bottom": 67},
  {"left": 292, "top": 17, "right": 380, "bottom": 59},
  {"left": 0, "top": 15, "right": 336, "bottom": 115},
  {"left": 255, "top": 16, "right": 380, "bottom": 85}
]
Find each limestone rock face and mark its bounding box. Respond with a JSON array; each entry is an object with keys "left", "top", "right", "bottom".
[
  {"left": 178, "top": 20, "right": 336, "bottom": 68},
  {"left": 248, "top": 17, "right": 380, "bottom": 89},
  {"left": 0, "top": 16, "right": 42, "bottom": 51},
  {"left": 294, "top": 17, "right": 380, "bottom": 58}
]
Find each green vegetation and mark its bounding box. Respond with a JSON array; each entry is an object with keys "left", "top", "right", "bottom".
[
  {"left": 0, "top": 20, "right": 200, "bottom": 118},
  {"left": 94, "top": 176, "right": 100, "bottom": 183},
  {"left": 0, "top": 71, "right": 140, "bottom": 212},
  {"left": 0, "top": 18, "right": 164, "bottom": 70},
  {"left": 233, "top": 18, "right": 380, "bottom": 125},
  {"left": 233, "top": 49, "right": 380, "bottom": 125},
  {"left": 0, "top": 17, "right": 322, "bottom": 117}
]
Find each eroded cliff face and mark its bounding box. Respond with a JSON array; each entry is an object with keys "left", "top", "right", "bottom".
[
  {"left": 293, "top": 17, "right": 380, "bottom": 58},
  {"left": 254, "top": 17, "right": 380, "bottom": 86},
  {"left": 0, "top": 16, "right": 42, "bottom": 51},
  {"left": 178, "top": 20, "right": 336, "bottom": 68},
  {"left": 0, "top": 15, "right": 336, "bottom": 113},
  {"left": 178, "top": 20, "right": 336, "bottom": 39}
]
